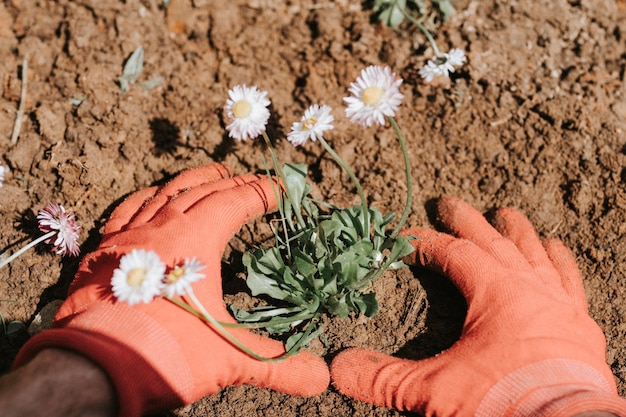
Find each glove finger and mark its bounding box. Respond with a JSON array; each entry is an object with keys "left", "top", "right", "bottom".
[
  {"left": 224, "top": 330, "right": 330, "bottom": 397},
  {"left": 157, "top": 173, "right": 276, "bottom": 212},
  {"left": 401, "top": 227, "right": 501, "bottom": 303},
  {"left": 436, "top": 196, "right": 531, "bottom": 271},
  {"left": 104, "top": 186, "right": 159, "bottom": 235},
  {"left": 165, "top": 175, "right": 279, "bottom": 268},
  {"left": 492, "top": 208, "right": 559, "bottom": 285},
  {"left": 129, "top": 163, "right": 233, "bottom": 226},
  {"left": 131, "top": 173, "right": 267, "bottom": 227},
  {"left": 543, "top": 238, "right": 588, "bottom": 310},
  {"left": 331, "top": 347, "right": 444, "bottom": 413},
  {"left": 158, "top": 163, "right": 232, "bottom": 193}
]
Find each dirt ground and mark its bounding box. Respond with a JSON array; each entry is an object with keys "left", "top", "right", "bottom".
[{"left": 0, "top": 0, "right": 625, "bottom": 415}]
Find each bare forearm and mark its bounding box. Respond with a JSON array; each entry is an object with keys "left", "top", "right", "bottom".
[{"left": 0, "top": 348, "right": 116, "bottom": 417}]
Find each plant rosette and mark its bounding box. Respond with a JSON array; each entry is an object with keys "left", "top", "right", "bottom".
[
  {"left": 222, "top": 65, "right": 415, "bottom": 356},
  {"left": 109, "top": 65, "right": 415, "bottom": 361}
]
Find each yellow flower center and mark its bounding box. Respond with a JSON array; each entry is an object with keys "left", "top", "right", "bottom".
[
  {"left": 362, "top": 86, "right": 383, "bottom": 106},
  {"left": 303, "top": 117, "right": 317, "bottom": 130},
  {"left": 232, "top": 100, "right": 252, "bottom": 118},
  {"left": 127, "top": 268, "right": 147, "bottom": 287},
  {"left": 166, "top": 266, "right": 185, "bottom": 284}
]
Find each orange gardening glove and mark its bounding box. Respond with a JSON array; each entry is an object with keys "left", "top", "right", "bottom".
[
  {"left": 14, "top": 163, "right": 329, "bottom": 417},
  {"left": 331, "top": 195, "right": 626, "bottom": 417}
]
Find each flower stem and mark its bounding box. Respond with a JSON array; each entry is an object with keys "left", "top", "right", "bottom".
[
  {"left": 260, "top": 153, "right": 292, "bottom": 259},
  {"left": 398, "top": 4, "right": 442, "bottom": 56},
  {"left": 183, "top": 288, "right": 296, "bottom": 362},
  {"left": 262, "top": 132, "right": 307, "bottom": 229},
  {"left": 0, "top": 231, "right": 55, "bottom": 270},
  {"left": 316, "top": 135, "right": 370, "bottom": 239},
  {"left": 388, "top": 116, "right": 412, "bottom": 238}
]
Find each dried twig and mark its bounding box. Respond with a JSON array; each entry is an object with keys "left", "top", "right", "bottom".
[{"left": 10, "top": 58, "right": 28, "bottom": 146}]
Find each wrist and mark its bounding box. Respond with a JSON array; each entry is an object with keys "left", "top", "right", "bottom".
[
  {"left": 1, "top": 348, "right": 116, "bottom": 417},
  {"left": 14, "top": 303, "right": 194, "bottom": 416}
]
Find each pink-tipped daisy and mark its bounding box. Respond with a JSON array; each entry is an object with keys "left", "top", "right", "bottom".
[
  {"left": 162, "top": 257, "right": 206, "bottom": 298},
  {"left": 287, "top": 104, "right": 334, "bottom": 146},
  {"left": 344, "top": 65, "right": 404, "bottom": 128},
  {"left": 419, "top": 48, "right": 467, "bottom": 83},
  {"left": 0, "top": 202, "right": 81, "bottom": 270},
  {"left": 225, "top": 84, "right": 271, "bottom": 140},
  {"left": 111, "top": 249, "right": 166, "bottom": 305},
  {"left": 37, "top": 202, "right": 81, "bottom": 257}
]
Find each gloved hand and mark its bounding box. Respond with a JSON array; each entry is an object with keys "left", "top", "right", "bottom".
[
  {"left": 14, "top": 163, "right": 329, "bottom": 417},
  {"left": 331, "top": 195, "right": 626, "bottom": 417}
]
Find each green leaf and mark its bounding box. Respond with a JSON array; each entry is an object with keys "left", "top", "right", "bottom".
[
  {"left": 331, "top": 206, "right": 364, "bottom": 242},
  {"left": 69, "top": 96, "right": 86, "bottom": 106},
  {"left": 389, "top": 260, "right": 409, "bottom": 269},
  {"left": 334, "top": 255, "right": 358, "bottom": 287},
  {"left": 244, "top": 248, "right": 280, "bottom": 275},
  {"left": 266, "top": 322, "right": 294, "bottom": 333},
  {"left": 375, "top": 0, "right": 407, "bottom": 27},
  {"left": 351, "top": 292, "right": 379, "bottom": 317},
  {"left": 118, "top": 46, "right": 144, "bottom": 93},
  {"left": 243, "top": 251, "right": 293, "bottom": 301},
  {"left": 326, "top": 294, "right": 350, "bottom": 318},
  {"left": 389, "top": 234, "right": 415, "bottom": 260},
  {"left": 232, "top": 305, "right": 299, "bottom": 322},
  {"left": 283, "top": 163, "right": 308, "bottom": 215},
  {"left": 292, "top": 247, "right": 316, "bottom": 278},
  {"left": 138, "top": 76, "right": 164, "bottom": 90},
  {"left": 285, "top": 322, "right": 324, "bottom": 351},
  {"left": 6, "top": 320, "right": 26, "bottom": 336}
]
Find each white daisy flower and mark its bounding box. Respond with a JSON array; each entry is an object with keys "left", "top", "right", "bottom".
[
  {"left": 162, "top": 257, "right": 206, "bottom": 298},
  {"left": 111, "top": 249, "right": 165, "bottom": 305},
  {"left": 287, "top": 104, "right": 334, "bottom": 146},
  {"left": 0, "top": 163, "right": 7, "bottom": 188},
  {"left": 419, "top": 49, "right": 467, "bottom": 83},
  {"left": 446, "top": 48, "right": 467, "bottom": 67},
  {"left": 418, "top": 61, "right": 448, "bottom": 83},
  {"left": 224, "top": 84, "right": 271, "bottom": 140},
  {"left": 344, "top": 65, "right": 404, "bottom": 128},
  {"left": 37, "top": 202, "right": 81, "bottom": 257}
]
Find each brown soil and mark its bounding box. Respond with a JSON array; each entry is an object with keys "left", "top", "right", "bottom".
[{"left": 1, "top": 0, "right": 625, "bottom": 416}]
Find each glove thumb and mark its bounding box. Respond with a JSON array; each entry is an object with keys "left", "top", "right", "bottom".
[
  {"left": 330, "top": 347, "right": 440, "bottom": 413},
  {"left": 228, "top": 332, "right": 330, "bottom": 396}
]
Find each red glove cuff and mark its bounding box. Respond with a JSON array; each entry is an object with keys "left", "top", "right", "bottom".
[
  {"left": 13, "top": 302, "right": 194, "bottom": 417},
  {"left": 476, "top": 359, "right": 626, "bottom": 416}
]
